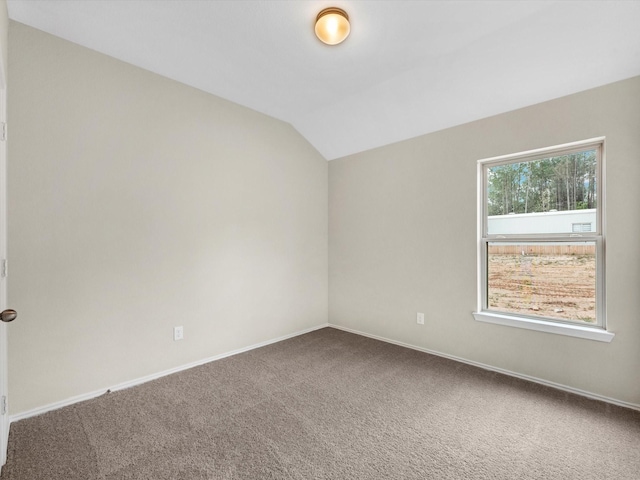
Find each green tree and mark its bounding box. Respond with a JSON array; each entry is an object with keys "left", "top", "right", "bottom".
[{"left": 487, "top": 149, "right": 596, "bottom": 216}]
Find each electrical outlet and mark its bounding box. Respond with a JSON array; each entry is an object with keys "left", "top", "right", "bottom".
[
  {"left": 173, "top": 326, "right": 184, "bottom": 341},
  {"left": 417, "top": 312, "right": 425, "bottom": 325}
]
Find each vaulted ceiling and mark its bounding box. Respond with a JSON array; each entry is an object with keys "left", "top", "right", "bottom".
[{"left": 7, "top": 1, "right": 640, "bottom": 160}]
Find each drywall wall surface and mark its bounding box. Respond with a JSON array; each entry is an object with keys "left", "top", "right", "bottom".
[
  {"left": 8, "top": 22, "right": 328, "bottom": 414},
  {"left": 329, "top": 76, "right": 640, "bottom": 405}
]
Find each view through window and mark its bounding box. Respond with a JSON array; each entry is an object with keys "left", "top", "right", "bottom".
[{"left": 480, "top": 141, "right": 604, "bottom": 327}]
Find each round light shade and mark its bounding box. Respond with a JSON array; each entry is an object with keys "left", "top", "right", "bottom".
[{"left": 315, "top": 7, "right": 350, "bottom": 45}]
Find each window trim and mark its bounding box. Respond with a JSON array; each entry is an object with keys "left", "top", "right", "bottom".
[
  {"left": 473, "top": 137, "right": 613, "bottom": 343},
  {"left": 472, "top": 311, "right": 614, "bottom": 342}
]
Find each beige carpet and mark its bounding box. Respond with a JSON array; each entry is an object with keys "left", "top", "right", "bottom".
[{"left": 1, "top": 327, "right": 639, "bottom": 479}]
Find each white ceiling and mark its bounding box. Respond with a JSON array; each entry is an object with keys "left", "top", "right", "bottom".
[{"left": 7, "top": 1, "right": 640, "bottom": 160}]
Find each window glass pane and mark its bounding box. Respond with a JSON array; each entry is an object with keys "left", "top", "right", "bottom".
[
  {"left": 572, "top": 222, "right": 592, "bottom": 233},
  {"left": 487, "top": 241, "right": 596, "bottom": 324},
  {"left": 487, "top": 149, "right": 597, "bottom": 235}
]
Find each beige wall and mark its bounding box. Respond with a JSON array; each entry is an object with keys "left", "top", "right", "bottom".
[
  {"left": 329, "top": 76, "right": 640, "bottom": 405},
  {"left": 8, "top": 16, "right": 640, "bottom": 414},
  {"left": 8, "top": 22, "right": 328, "bottom": 414}
]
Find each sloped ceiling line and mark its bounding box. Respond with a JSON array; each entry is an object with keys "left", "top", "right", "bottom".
[{"left": 7, "top": 0, "right": 640, "bottom": 160}]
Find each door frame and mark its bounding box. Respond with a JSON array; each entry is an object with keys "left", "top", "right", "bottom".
[{"left": 0, "top": 54, "right": 8, "bottom": 467}]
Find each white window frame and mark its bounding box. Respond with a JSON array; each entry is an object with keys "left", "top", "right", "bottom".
[{"left": 472, "top": 137, "right": 613, "bottom": 343}]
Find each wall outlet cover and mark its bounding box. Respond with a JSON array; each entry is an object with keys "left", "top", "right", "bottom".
[{"left": 174, "top": 326, "right": 184, "bottom": 341}]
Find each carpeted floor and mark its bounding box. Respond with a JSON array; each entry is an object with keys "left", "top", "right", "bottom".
[{"left": 1, "top": 327, "right": 639, "bottom": 479}]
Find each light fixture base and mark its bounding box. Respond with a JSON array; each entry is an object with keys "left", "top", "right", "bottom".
[{"left": 315, "top": 7, "right": 350, "bottom": 45}]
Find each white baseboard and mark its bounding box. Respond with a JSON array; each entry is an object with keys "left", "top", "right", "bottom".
[
  {"left": 12, "top": 321, "right": 637, "bottom": 423},
  {"left": 9, "top": 323, "right": 330, "bottom": 423},
  {"left": 329, "top": 323, "right": 640, "bottom": 412}
]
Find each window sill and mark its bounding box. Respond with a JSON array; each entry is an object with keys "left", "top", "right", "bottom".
[{"left": 472, "top": 311, "right": 614, "bottom": 343}]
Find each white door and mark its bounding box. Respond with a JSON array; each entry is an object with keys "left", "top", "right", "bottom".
[{"left": 0, "top": 66, "right": 10, "bottom": 466}]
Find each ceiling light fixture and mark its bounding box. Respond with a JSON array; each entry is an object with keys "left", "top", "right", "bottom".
[{"left": 314, "top": 7, "right": 350, "bottom": 45}]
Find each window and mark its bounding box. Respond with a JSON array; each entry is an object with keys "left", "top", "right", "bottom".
[
  {"left": 473, "top": 138, "right": 613, "bottom": 342},
  {"left": 572, "top": 222, "right": 592, "bottom": 233}
]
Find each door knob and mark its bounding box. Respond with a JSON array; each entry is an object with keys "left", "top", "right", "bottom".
[{"left": 0, "top": 309, "right": 16, "bottom": 323}]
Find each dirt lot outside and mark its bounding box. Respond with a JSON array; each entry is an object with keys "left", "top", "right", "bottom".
[{"left": 488, "top": 252, "right": 596, "bottom": 323}]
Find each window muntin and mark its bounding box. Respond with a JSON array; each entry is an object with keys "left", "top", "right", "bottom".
[{"left": 479, "top": 139, "right": 605, "bottom": 328}]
